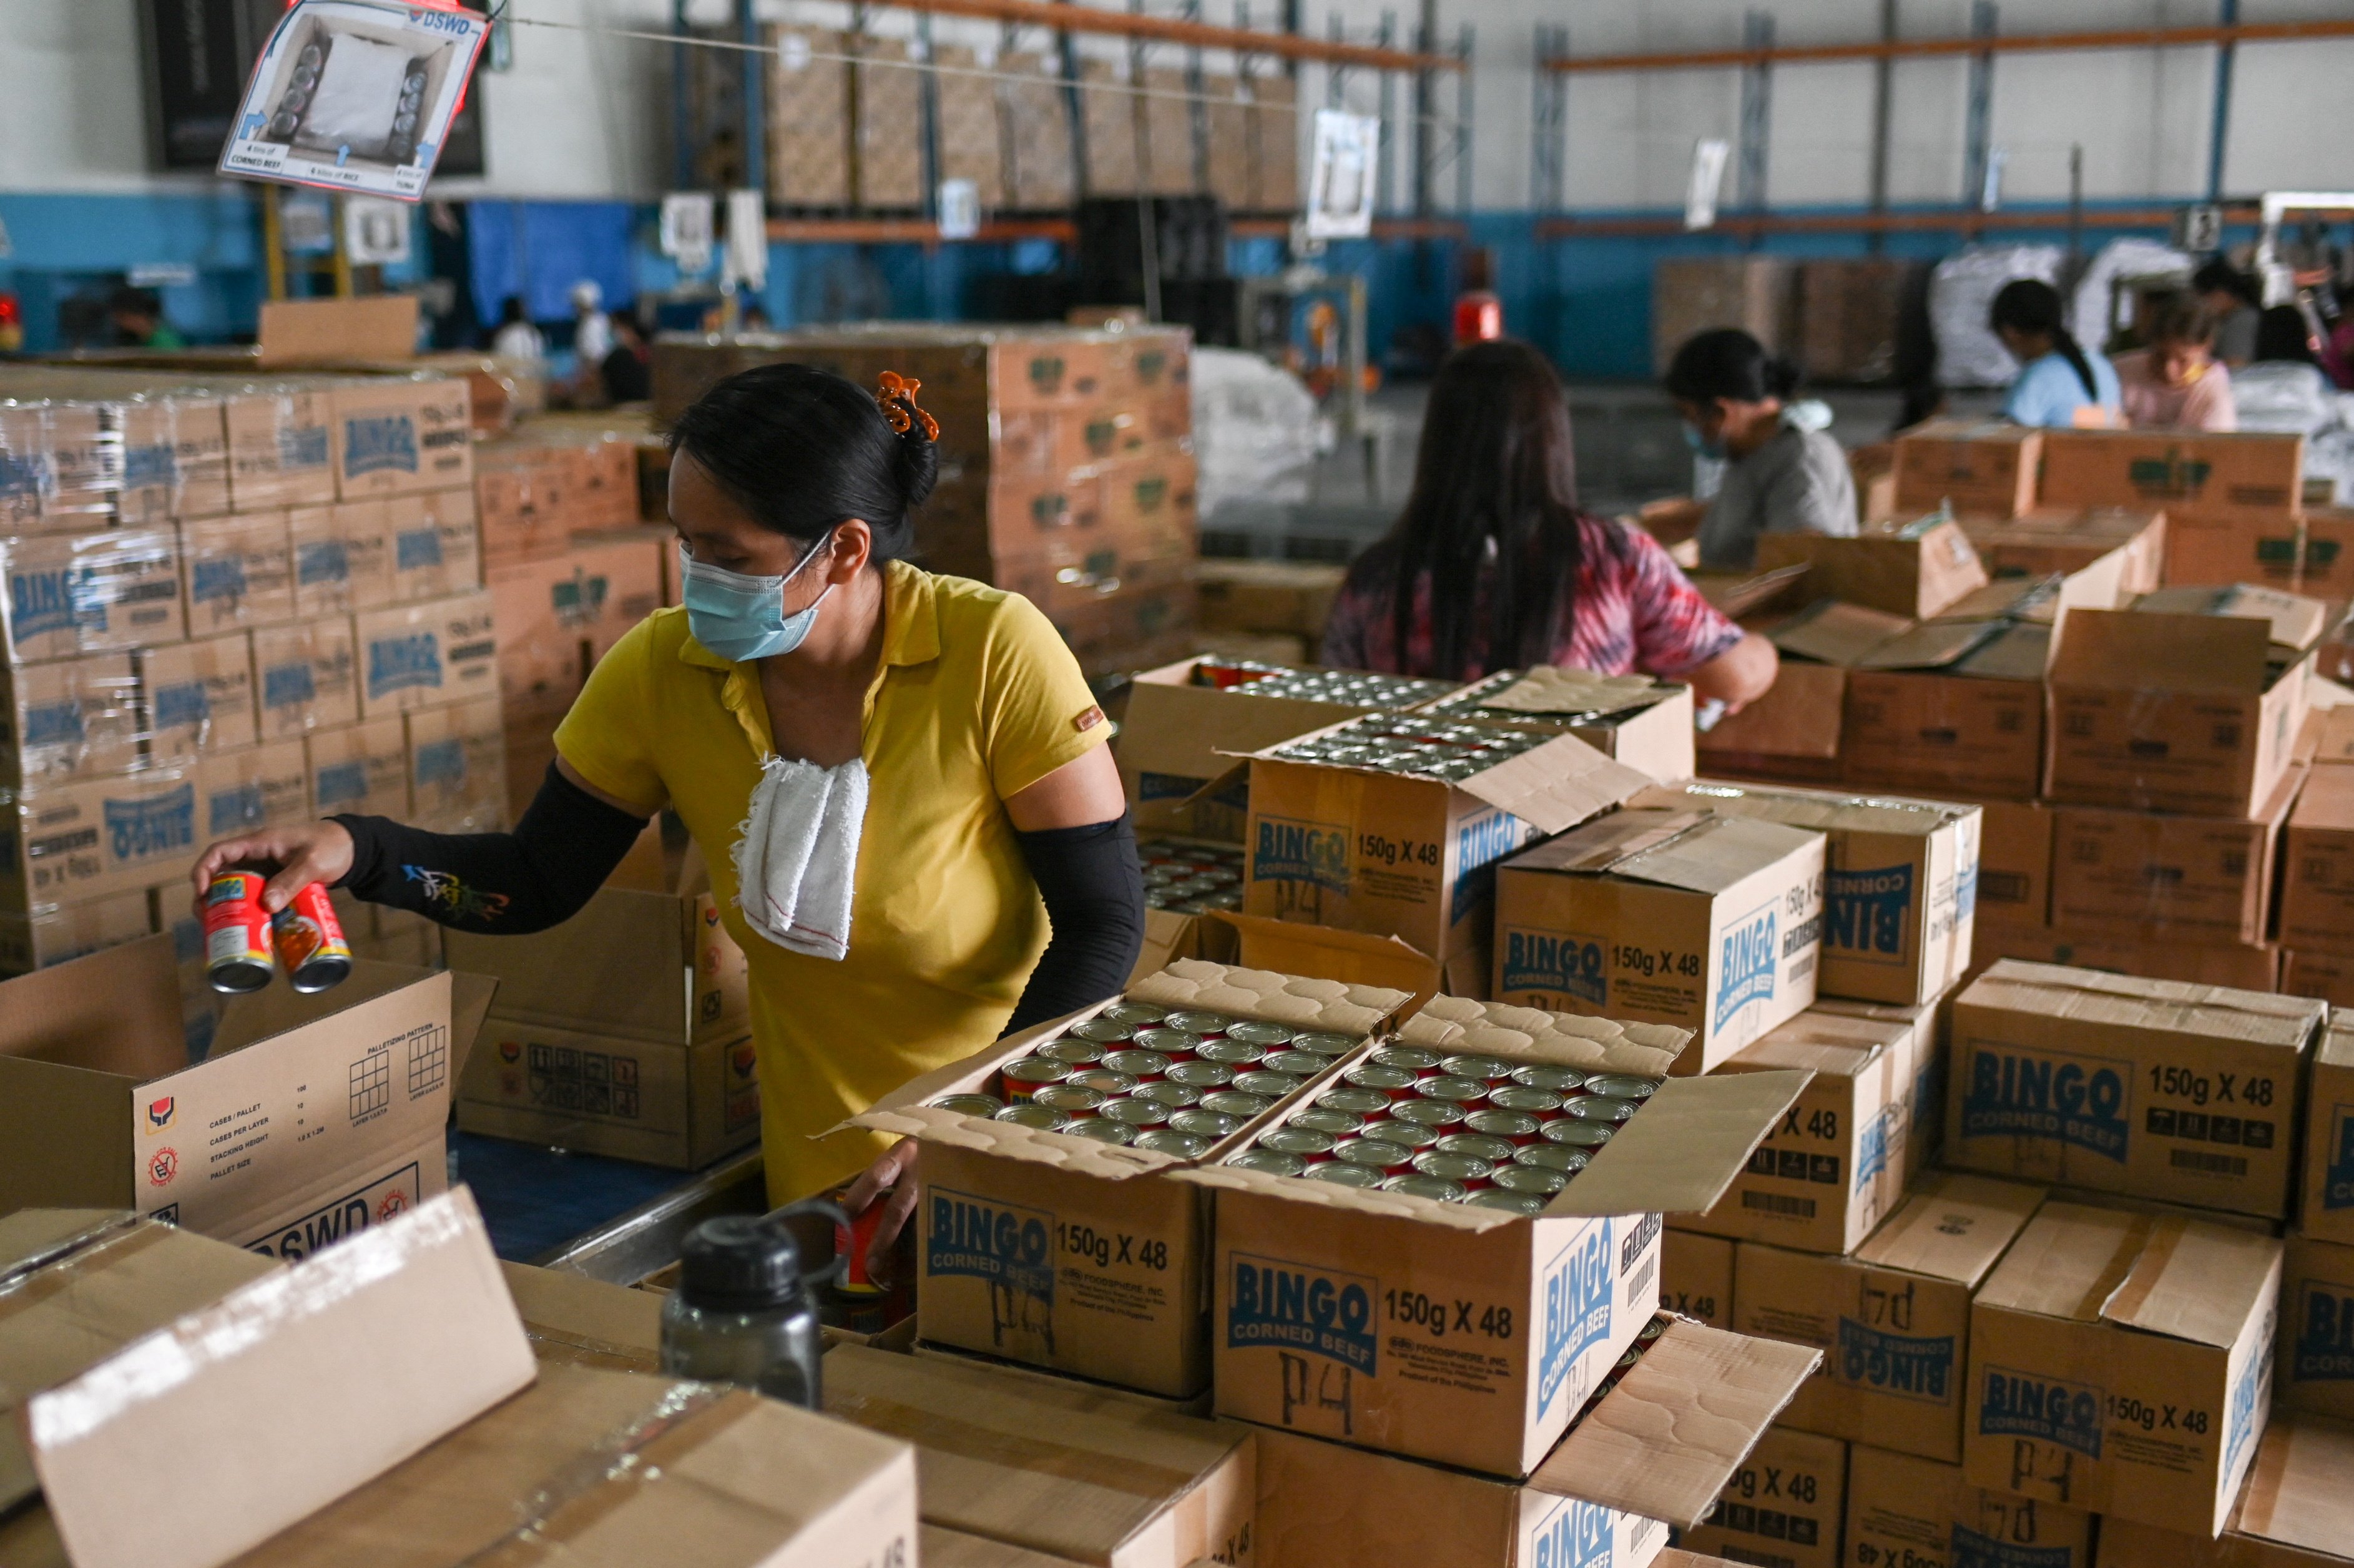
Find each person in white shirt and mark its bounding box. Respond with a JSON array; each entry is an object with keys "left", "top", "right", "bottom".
[
  {"left": 571, "top": 280, "right": 614, "bottom": 368},
  {"left": 489, "top": 295, "right": 544, "bottom": 363}
]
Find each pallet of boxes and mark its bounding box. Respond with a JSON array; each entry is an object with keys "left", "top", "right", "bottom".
[{"left": 650, "top": 323, "right": 1200, "bottom": 680}]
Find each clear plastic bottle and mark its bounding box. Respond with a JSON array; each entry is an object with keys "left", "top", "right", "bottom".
[{"left": 659, "top": 1213, "right": 831, "bottom": 1409}]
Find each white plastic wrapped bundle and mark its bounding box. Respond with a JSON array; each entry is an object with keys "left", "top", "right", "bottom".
[
  {"left": 1191, "top": 348, "right": 1322, "bottom": 521},
  {"left": 1930, "top": 244, "right": 2066, "bottom": 388}
]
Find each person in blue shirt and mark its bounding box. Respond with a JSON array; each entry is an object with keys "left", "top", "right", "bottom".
[{"left": 1991, "top": 279, "right": 2121, "bottom": 428}]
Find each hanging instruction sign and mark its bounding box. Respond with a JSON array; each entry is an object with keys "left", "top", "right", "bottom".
[
  {"left": 1305, "top": 110, "right": 1380, "bottom": 240},
  {"left": 660, "top": 192, "right": 717, "bottom": 277},
  {"left": 218, "top": 0, "right": 489, "bottom": 202},
  {"left": 344, "top": 197, "right": 414, "bottom": 265},
  {"left": 1685, "top": 139, "right": 1730, "bottom": 231}
]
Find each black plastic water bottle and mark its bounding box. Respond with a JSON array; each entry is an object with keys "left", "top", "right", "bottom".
[{"left": 659, "top": 1212, "right": 835, "bottom": 1408}]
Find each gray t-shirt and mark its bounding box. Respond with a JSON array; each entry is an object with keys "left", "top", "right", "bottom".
[{"left": 1697, "top": 423, "right": 1860, "bottom": 571}]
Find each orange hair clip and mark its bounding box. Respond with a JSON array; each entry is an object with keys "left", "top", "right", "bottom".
[{"left": 875, "top": 371, "right": 939, "bottom": 441}]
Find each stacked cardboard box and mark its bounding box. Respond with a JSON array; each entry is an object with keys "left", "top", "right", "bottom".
[
  {"left": 651, "top": 323, "right": 1200, "bottom": 678},
  {"left": 1652, "top": 258, "right": 1802, "bottom": 379}
]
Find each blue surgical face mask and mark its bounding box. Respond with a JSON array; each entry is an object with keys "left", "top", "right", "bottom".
[
  {"left": 680, "top": 536, "right": 834, "bottom": 662},
  {"left": 1683, "top": 421, "right": 1729, "bottom": 462}
]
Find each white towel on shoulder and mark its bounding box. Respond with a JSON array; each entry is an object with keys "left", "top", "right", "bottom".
[{"left": 731, "top": 754, "right": 869, "bottom": 961}]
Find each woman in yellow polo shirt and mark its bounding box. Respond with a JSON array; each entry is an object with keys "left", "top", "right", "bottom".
[{"left": 190, "top": 363, "right": 1145, "bottom": 1266}]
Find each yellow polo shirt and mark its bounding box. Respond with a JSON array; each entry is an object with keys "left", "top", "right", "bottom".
[{"left": 554, "top": 561, "right": 1107, "bottom": 1203}]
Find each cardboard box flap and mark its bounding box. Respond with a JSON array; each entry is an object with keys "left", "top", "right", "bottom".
[
  {"left": 822, "top": 1343, "right": 1248, "bottom": 1564},
  {"left": 0, "top": 1208, "right": 135, "bottom": 1274},
  {"left": 1850, "top": 617, "right": 2003, "bottom": 672},
  {"left": 2322, "top": 1010, "right": 2354, "bottom": 1069},
  {"left": 1954, "top": 620, "right": 2054, "bottom": 681},
  {"left": 1977, "top": 1202, "right": 2152, "bottom": 1323},
  {"left": 1549, "top": 1070, "right": 1808, "bottom": 1219},
  {"left": 923, "top": 1524, "right": 1097, "bottom": 1567},
  {"left": 1769, "top": 600, "right": 1912, "bottom": 666},
  {"left": 0, "top": 934, "right": 184, "bottom": 1077},
  {"left": 1511, "top": 811, "right": 1821, "bottom": 898},
  {"left": 1195, "top": 912, "right": 1441, "bottom": 1016},
  {"left": 1175, "top": 757, "right": 1253, "bottom": 811},
  {"left": 2099, "top": 1214, "right": 2284, "bottom": 1349},
  {"left": 1124, "top": 957, "right": 1410, "bottom": 1036},
  {"left": 1692, "top": 562, "right": 1813, "bottom": 619},
  {"left": 1525, "top": 1318, "right": 1821, "bottom": 1528},
  {"left": 1652, "top": 780, "right": 1976, "bottom": 839},
  {"left": 2235, "top": 1415, "right": 2354, "bottom": 1559},
  {"left": 1851, "top": 1173, "right": 2046, "bottom": 1286},
  {"left": 25, "top": 1188, "right": 536, "bottom": 1568},
  {"left": 1404, "top": 994, "right": 1694, "bottom": 1074},
  {"left": 2051, "top": 605, "right": 2274, "bottom": 693},
  {"left": 2134, "top": 583, "right": 2330, "bottom": 652},
  {"left": 1452, "top": 731, "right": 1652, "bottom": 837},
  {"left": 207, "top": 959, "right": 452, "bottom": 1059},
  {"left": 1961, "top": 959, "right": 2322, "bottom": 1051},
  {"left": 498, "top": 1261, "right": 663, "bottom": 1372},
  {"left": 1928, "top": 574, "right": 2061, "bottom": 625},
  {"left": 448, "top": 969, "right": 501, "bottom": 1084},
  {"left": 1725, "top": 1026, "right": 1886, "bottom": 1080},
  {"left": 1468, "top": 665, "right": 1681, "bottom": 721}
]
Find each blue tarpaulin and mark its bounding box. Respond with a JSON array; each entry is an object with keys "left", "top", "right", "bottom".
[{"left": 466, "top": 200, "right": 638, "bottom": 325}]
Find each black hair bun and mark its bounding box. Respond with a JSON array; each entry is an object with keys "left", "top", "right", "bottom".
[{"left": 893, "top": 418, "right": 939, "bottom": 511}]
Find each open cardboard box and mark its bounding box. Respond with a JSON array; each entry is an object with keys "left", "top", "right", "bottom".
[
  {"left": 1755, "top": 512, "right": 1991, "bottom": 620},
  {"left": 1248, "top": 1316, "right": 1820, "bottom": 1568},
  {"left": 1421, "top": 666, "right": 1699, "bottom": 785},
  {"left": 1184, "top": 994, "right": 1808, "bottom": 1478},
  {"left": 1891, "top": 419, "right": 2044, "bottom": 518},
  {"left": 1694, "top": 660, "right": 1846, "bottom": 783},
  {"left": 0, "top": 932, "right": 495, "bottom": 1248},
  {"left": 1233, "top": 715, "right": 1652, "bottom": 961},
  {"left": 847, "top": 958, "right": 1414, "bottom": 1398},
  {"left": 1958, "top": 505, "right": 2167, "bottom": 594},
  {"left": 825, "top": 1341, "right": 1254, "bottom": 1568}
]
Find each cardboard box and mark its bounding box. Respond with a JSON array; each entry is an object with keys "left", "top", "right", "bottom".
[
  {"left": 405, "top": 695, "right": 506, "bottom": 833},
  {"left": 1893, "top": 421, "right": 2043, "bottom": 517},
  {"left": 1426, "top": 668, "right": 1700, "bottom": 787},
  {"left": 1680, "top": 1425, "right": 1846, "bottom": 1568},
  {"left": 353, "top": 589, "right": 499, "bottom": 717},
  {"left": 0, "top": 1208, "right": 281, "bottom": 1513},
  {"left": 498, "top": 1257, "right": 663, "bottom": 1371},
  {"left": 2286, "top": 949, "right": 2354, "bottom": 1007},
  {"left": 1735, "top": 1173, "right": 2046, "bottom": 1463},
  {"left": 2046, "top": 590, "right": 2318, "bottom": 817},
  {"left": 221, "top": 383, "right": 336, "bottom": 511},
  {"left": 381, "top": 486, "right": 483, "bottom": 603},
  {"left": 2298, "top": 507, "right": 2354, "bottom": 599},
  {"left": 1250, "top": 1318, "right": 1819, "bottom": 1567},
  {"left": 1117, "top": 658, "right": 1455, "bottom": 840},
  {"left": 487, "top": 536, "right": 665, "bottom": 706},
  {"left": 1247, "top": 721, "right": 1650, "bottom": 963},
  {"left": 0, "top": 767, "right": 201, "bottom": 909},
  {"left": 197, "top": 737, "right": 308, "bottom": 841},
  {"left": 0, "top": 933, "right": 483, "bottom": 1243},
  {"left": 2162, "top": 507, "right": 2305, "bottom": 588},
  {"left": 18, "top": 1189, "right": 536, "bottom": 1568},
  {"left": 1946, "top": 960, "right": 2319, "bottom": 1218},
  {"left": 2282, "top": 766, "right": 2354, "bottom": 954},
  {"left": 1638, "top": 781, "right": 1979, "bottom": 1007},
  {"left": 2280, "top": 1232, "right": 2354, "bottom": 1419},
  {"left": 285, "top": 504, "right": 350, "bottom": 617},
  {"left": 2094, "top": 1413, "right": 2354, "bottom": 1567},
  {"left": 249, "top": 618, "right": 360, "bottom": 738},
  {"left": 1654, "top": 256, "right": 1802, "bottom": 376},
  {"left": 852, "top": 959, "right": 1411, "bottom": 1398},
  {"left": 1973, "top": 922, "right": 2282, "bottom": 993},
  {"left": 825, "top": 1342, "right": 1253, "bottom": 1568},
  {"left": 1, "top": 654, "right": 141, "bottom": 785},
  {"left": 1959, "top": 506, "right": 2167, "bottom": 593},
  {"left": 1696, "top": 661, "right": 1847, "bottom": 783},
  {"left": 1757, "top": 516, "right": 1991, "bottom": 620},
  {"left": 1966, "top": 796, "right": 2055, "bottom": 931},
  {"left": 137, "top": 634, "right": 258, "bottom": 761},
  {"left": 1842, "top": 621, "right": 2049, "bottom": 799},
  {"left": 1665, "top": 1230, "right": 1737, "bottom": 1331},
  {"left": 2303, "top": 1013, "right": 2354, "bottom": 1248},
  {"left": 307, "top": 716, "right": 408, "bottom": 819},
  {"left": 457, "top": 1021, "right": 758, "bottom": 1169},
  {"left": 0, "top": 888, "right": 153, "bottom": 976},
  {"left": 179, "top": 511, "right": 294, "bottom": 635},
  {"left": 2049, "top": 762, "right": 2302, "bottom": 944},
  {"left": 2038, "top": 428, "right": 2304, "bottom": 524},
  {"left": 1808, "top": 994, "right": 1944, "bottom": 1181},
  {"left": 443, "top": 854, "right": 748, "bottom": 1048},
  {"left": 1962, "top": 1202, "right": 2280, "bottom": 1536},
  {"left": 1494, "top": 808, "right": 1825, "bottom": 1072},
  {"left": 1845, "top": 1442, "right": 2096, "bottom": 1568},
  {"left": 1195, "top": 994, "right": 1804, "bottom": 1477},
  {"left": 330, "top": 374, "right": 474, "bottom": 498},
  {"left": 1677, "top": 1007, "right": 1923, "bottom": 1255},
  {"left": 0, "top": 526, "right": 184, "bottom": 662},
  {"left": 1197, "top": 559, "right": 1345, "bottom": 638}
]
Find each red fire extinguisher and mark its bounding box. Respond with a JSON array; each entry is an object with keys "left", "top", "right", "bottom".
[{"left": 1452, "top": 289, "right": 1502, "bottom": 345}]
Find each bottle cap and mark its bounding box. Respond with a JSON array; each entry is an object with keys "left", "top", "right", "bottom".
[{"left": 677, "top": 1215, "right": 805, "bottom": 1311}]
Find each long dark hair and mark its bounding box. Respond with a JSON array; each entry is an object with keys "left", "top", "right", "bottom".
[
  {"left": 1989, "top": 279, "right": 2099, "bottom": 402},
  {"left": 1664, "top": 328, "right": 1802, "bottom": 404},
  {"left": 667, "top": 362, "right": 937, "bottom": 561},
  {"left": 1368, "top": 339, "right": 1583, "bottom": 680}
]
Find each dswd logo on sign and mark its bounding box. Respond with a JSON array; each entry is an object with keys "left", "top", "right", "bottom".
[
  {"left": 1529, "top": 1496, "right": 1614, "bottom": 1568},
  {"left": 247, "top": 1163, "right": 424, "bottom": 1259},
  {"left": 1979, "top": 1366, "right": 2103, "bottom": 1458},
  {"left": 1254, "top": 816, "right": 1351, "bottom": 897},
  {"left": 343, "top": 414, "right": 420, "bottom": 478},
  {"left": 926, "top": 1188, "right": 1055, "bottom": 1308},
  {"left": 1227, "top": 1254, "right": 1378, "bottom": 1374},
  {"left": 145, "top": 1095, "right": 175, "bottom": 1134},
  {"left": 1502, "top": 928, "right": 1607, "bottom": 1009},
  {"left": 1537, "top": 1221, "right": 1614, "bottom": 1416},
  {"left": 2293, "top": 1281, "right": 2354, "bottom": 1383},
  {"left": 1827, "top": 864, "right": 1913, "bottom": 961},
  {"left": 1715, "top": 906, "right": 1778, "bottom": 1031},
  {"left": 1951, "top": 1526, "right": 2075, "bottom": 1568},
  {"left": 1960, "top": 1044, "right": 2131, "bottom": 1162},
  {"left": 1837, "top": 1316, "right": 1954, "bottom": 1403}
]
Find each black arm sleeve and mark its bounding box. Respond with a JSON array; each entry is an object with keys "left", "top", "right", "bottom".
[
  {"left": 333, "top": 762, "right": 650, "bottom": 934},
  {"left": 1003, "top": 813, "right": 1147, "bottom": 1036}
]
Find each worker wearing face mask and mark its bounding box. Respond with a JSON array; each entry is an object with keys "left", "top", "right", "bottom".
[
  {"left": 189, "top": 363, "right": 1145, "bottom": 1278},
  {"left": 2116, "top": 292, "right": 2239, "bottom": 431},
  {"left": 1662, "top": 328, "right": 1858, "bottom": 571}
]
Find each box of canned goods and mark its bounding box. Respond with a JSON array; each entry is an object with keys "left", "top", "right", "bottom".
[
  {"left": 1185, "top": 994, "right": 1809, "bottom": 1478},
  {"left": 1251, "top": 1315, "right": 1822, "bottom": 1567},
  {"left": 1426, "top": 666, "right": 1697, "bottom": 788},
  {"left": 1119, "top": 657, "right": 1461, "bottom": 842},
  {"left": 848, "top": 958, "right": 1411, "bottom": 1398},
  {"left": 1242, "top": 712, "right": 1652, "bottom": 963}
]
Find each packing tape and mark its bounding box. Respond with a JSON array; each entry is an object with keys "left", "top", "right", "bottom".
[{"left": 478, "top": 1381, "right": 757, "bottom": 1559}]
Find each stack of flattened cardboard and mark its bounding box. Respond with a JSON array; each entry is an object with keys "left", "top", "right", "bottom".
[
  {"left": 765, "top": 25, "right": 853, "bottom": 207},
  {"left": 999, "top": 53, "right": 1077, "bottom": 210}
]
